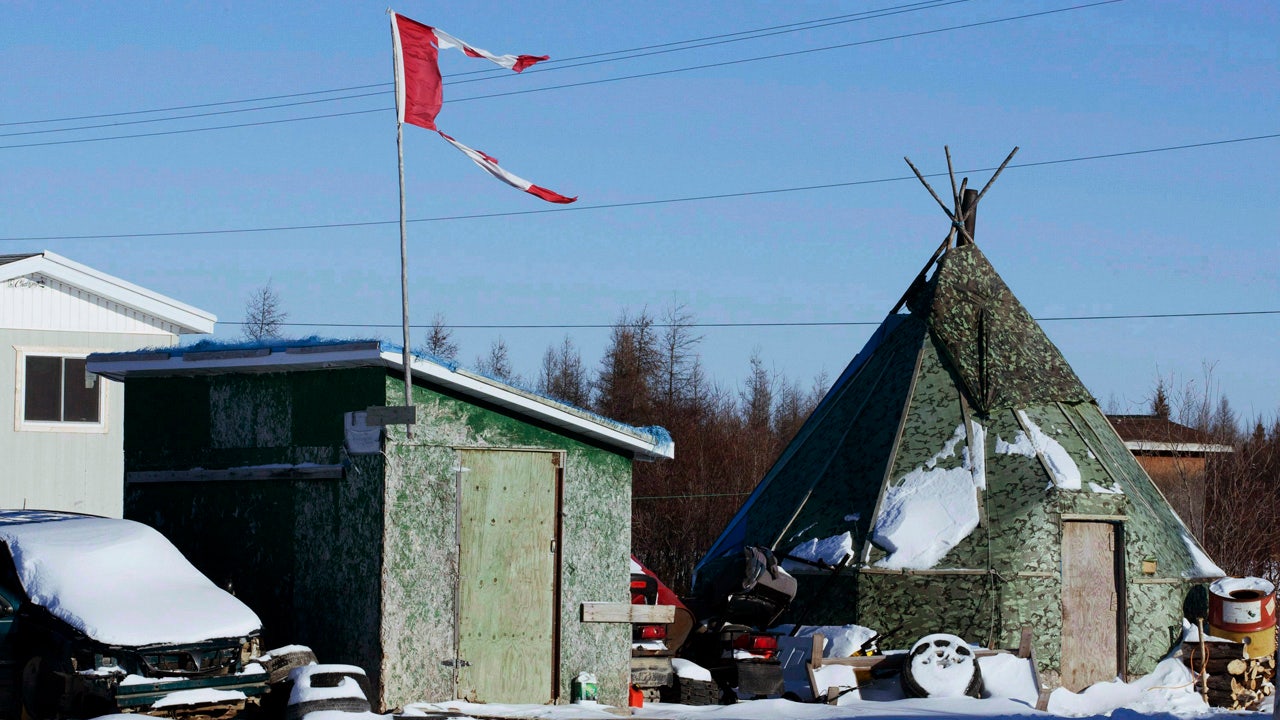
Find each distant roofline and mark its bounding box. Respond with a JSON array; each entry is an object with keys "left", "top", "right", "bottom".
[
  {"left": 1122, "top": 440, "right": 1234, "bottom": 454},
  {"left": 85, "top": 338, "right": 674, "bottom": 462},
  {"left": 0, "top": 250, "right": 215, "bottom": 334},
  {"left": 1105, "top": 413, "right": 1233, "bottom": 455}
]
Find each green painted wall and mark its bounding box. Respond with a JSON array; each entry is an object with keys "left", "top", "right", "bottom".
[{"left": 123, "top": 368, "right": 388, "bottom": 698}]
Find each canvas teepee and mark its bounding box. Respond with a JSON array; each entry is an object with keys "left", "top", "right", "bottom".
[{"left": 695, "top": 151, "right": 1222, "bottom": 691}]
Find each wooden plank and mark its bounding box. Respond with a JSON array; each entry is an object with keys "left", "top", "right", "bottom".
[
  {"left": 127, "top": 465, "right": 344, "bottom": 483},
  {"left": 1018, "top": 627, "right": 1033, "bottom": 659},
  {"left": 858, "top": 567, "right": 994, "bottom": 576},
  {"left": 365, "top": 405, "right": 416, "bottom": 426},
  {"left": 580, "top": 603, "right": 675, "bottom": 624},
  {"left": 457, "top": 450, "right": 556, "bottom": 704},
  {"left": 1061, "top": 521, "right": 1120, "bottom": 691}
]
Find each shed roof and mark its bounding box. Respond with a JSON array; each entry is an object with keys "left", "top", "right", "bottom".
[
  {"left": 86, "top": 337, "right": 674, "bottom": 462},
  {"left": 0, "top": 250, "right": 216, "bottom": 334},
  {"left": 1106, "top": 414, "right": 1234, "bottom": 454}
]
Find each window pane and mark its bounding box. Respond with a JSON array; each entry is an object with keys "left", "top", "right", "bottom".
[
  {"left": 24, "top": 356, "right": 62, "bottom": 421},
  {"left": 62, "top": 358, "right": 100, "bottom": 423}
]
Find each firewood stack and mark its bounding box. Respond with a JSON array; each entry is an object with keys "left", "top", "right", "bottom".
[{"left": 1181, "top": 640, "right": 1275, "bottom": 710}]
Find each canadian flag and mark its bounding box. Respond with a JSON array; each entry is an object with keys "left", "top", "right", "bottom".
[
  {"left": 437, "top": 132, "right": 575, "bottom": 204},
  {"left": 391, "top": 12, "right": 575, "bottom": 203}
]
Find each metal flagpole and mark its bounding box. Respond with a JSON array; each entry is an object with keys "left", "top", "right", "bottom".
[{"left": 397, "top": 120, "right": 414, "bottom": 438}]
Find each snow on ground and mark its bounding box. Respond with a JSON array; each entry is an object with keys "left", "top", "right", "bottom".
[{"left": 394, "top": 647, "right": 1253, "bottom": 720}]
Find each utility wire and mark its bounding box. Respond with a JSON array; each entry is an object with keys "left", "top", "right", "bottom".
[
  {"left": 3, "top": 131, "right": 1275, "bottom": 243},
  {"left": 0, "top": 91, "right": 388, "bottom": 138},
  {"left": 0, "top": 0, "right": 966, "bottom": 128},
  {"left": 219, "top": 309, "right": 1280, "bottom": 332},
  {"left": 0, "top": 1, "right": 1117, "bottom": 150},
  {"left": 445, "top": 0, "right": 977, "bottom": 84}
]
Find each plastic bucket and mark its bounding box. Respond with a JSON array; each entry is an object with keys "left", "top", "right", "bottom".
[{"left": 1208, "top": 577, "right": 1276, "bottom": 633}]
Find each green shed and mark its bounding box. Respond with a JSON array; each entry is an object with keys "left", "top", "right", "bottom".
[
  {"left": 87, "top": 339, "right": 673, "bottom": 711},
  {"left": 695, "top": 238, "right": 1222, "bottom": 692}
]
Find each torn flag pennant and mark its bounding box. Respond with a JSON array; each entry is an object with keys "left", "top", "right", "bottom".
[
  {"left": 438, "top": 132, "right": 576, "bottom": 204},
  {"left": 390, "top": 13, "right": 548, "bottom": 130},
  {"left": 390, "top": 11, "right": 573, "bottom": 204}
]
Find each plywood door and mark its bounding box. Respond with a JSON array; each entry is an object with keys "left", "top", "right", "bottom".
[
  {"left": 1061, "top": 521, "right": 1121, "bottom": 691},
  {"left": 456, "top": 450, "right": 558, "bottom": 703}
]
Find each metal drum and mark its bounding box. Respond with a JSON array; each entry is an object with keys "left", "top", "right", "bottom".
[{"left": 1208, "top": 577, "right": 1276, "bottom": 658}]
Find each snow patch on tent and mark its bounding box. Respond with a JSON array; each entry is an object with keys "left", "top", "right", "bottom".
[
  {"left": 964, "top": 421, "right": 987, "bottom": 490},
  {"left": 783, "top": 532, "right": 852, "bottom": 572},
  {"left": 995, "top": 411, "right": 1084, "bottom": 491},
  {"left": 871, "top": 425, "right": 985, "bottom": 570},
  {"left": 1182, "top": 532, "right": 1225, "bottom": 578}
]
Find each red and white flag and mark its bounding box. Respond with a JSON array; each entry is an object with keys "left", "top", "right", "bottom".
[
  {"left": 390, "top": 12, "right": 574, "bottom": 203},
  {"left": 437, "top": 132, "right": 576, "bottom": 204}
]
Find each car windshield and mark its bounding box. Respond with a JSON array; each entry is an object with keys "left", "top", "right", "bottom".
[{"left": 0, "top": 515, "right": 260, "bottom": 646}]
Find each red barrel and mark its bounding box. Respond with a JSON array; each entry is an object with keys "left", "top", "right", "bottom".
[{"left": 1208, "top": 577, "right": 1277, "bottom": 633}]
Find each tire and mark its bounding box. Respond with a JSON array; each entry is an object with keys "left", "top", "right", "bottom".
[
  {"left": 263, "top": 647, "right": 319, "bottom": 685},
  {"left": 20, "top": 657, "right": 58, "bottom": 720},
  {"left": 284, "top": 695, "right": 370, "bottom": 720},
  {"left": 899, "top": 634, "right": 983, "bottom": 699},
  {"left": 284, "top": 667, "right": 372, "bottom": 720},
  {"left": 661, "top": 676, "right": 720, "bottom": 706}
]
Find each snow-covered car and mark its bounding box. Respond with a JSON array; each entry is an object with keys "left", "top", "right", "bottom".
[{"left": 0, "top": 510, "right": 268, "bottom": 719}]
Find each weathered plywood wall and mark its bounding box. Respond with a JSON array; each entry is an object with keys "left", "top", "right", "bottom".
[{"left": 380, "top": 377, "right": 632, "bottom": 709}]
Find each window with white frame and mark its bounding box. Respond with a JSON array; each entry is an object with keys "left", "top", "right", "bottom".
[{"left": 19, "top": 353, "right": 103, "bottom": 426}]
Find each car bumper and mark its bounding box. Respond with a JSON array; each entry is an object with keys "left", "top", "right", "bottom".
[{"left": 111, "top": 669, "right": 269, "bottom": 710}]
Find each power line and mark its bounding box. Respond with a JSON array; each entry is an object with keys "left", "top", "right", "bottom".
[
  {"left": 3, "top": 131, "right": 1275, "bottom": 243},
  {"left": 219, "top": 309, "right": 1280, "bottom": 332},
  {"left": 0, "top": 1, "right": 1117, "bottom": 150},
  {"left": 445, "top": 0, "right": 978, "bottom": 84},
  {"left": 0, "top": 0, "right": 966, "bottom": 128},
  {"left": 0, "top": 91, "right": 388, "bottom": 139},
  {"left": 0, "top": 84, "right": 389, "bottom": 128}
]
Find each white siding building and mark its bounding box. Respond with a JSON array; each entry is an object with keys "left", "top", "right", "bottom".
[{"left": 1, "top": 251, "right": 214, "bottom": 516}]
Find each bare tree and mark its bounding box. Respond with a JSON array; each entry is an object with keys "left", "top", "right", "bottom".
[
  {"left": 241, "top": 282, "right": 287, "bottom": 341},
  {"left": 421, "top": 312, "right": 458, "bottom": 362},
  {"left": 656, "top": 303, "right": 704, "bottom": 412},
  {"left": 538, "top": 336, "right": 589, "bottom": 407},
  {"left": 475, "top": 337, "right": 515, "bottom": 382},
  {"left": 594, "top": 309, "right": 660, "bottom": 424}
]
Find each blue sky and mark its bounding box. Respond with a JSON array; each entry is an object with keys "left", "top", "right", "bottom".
[{"left": 3, "top": 1, "right": 1277, "bottom": 421}]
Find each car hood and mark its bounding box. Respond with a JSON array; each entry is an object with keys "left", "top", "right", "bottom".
[{"left": 0, "top": 516, "right": 261, "bottom": 646}]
